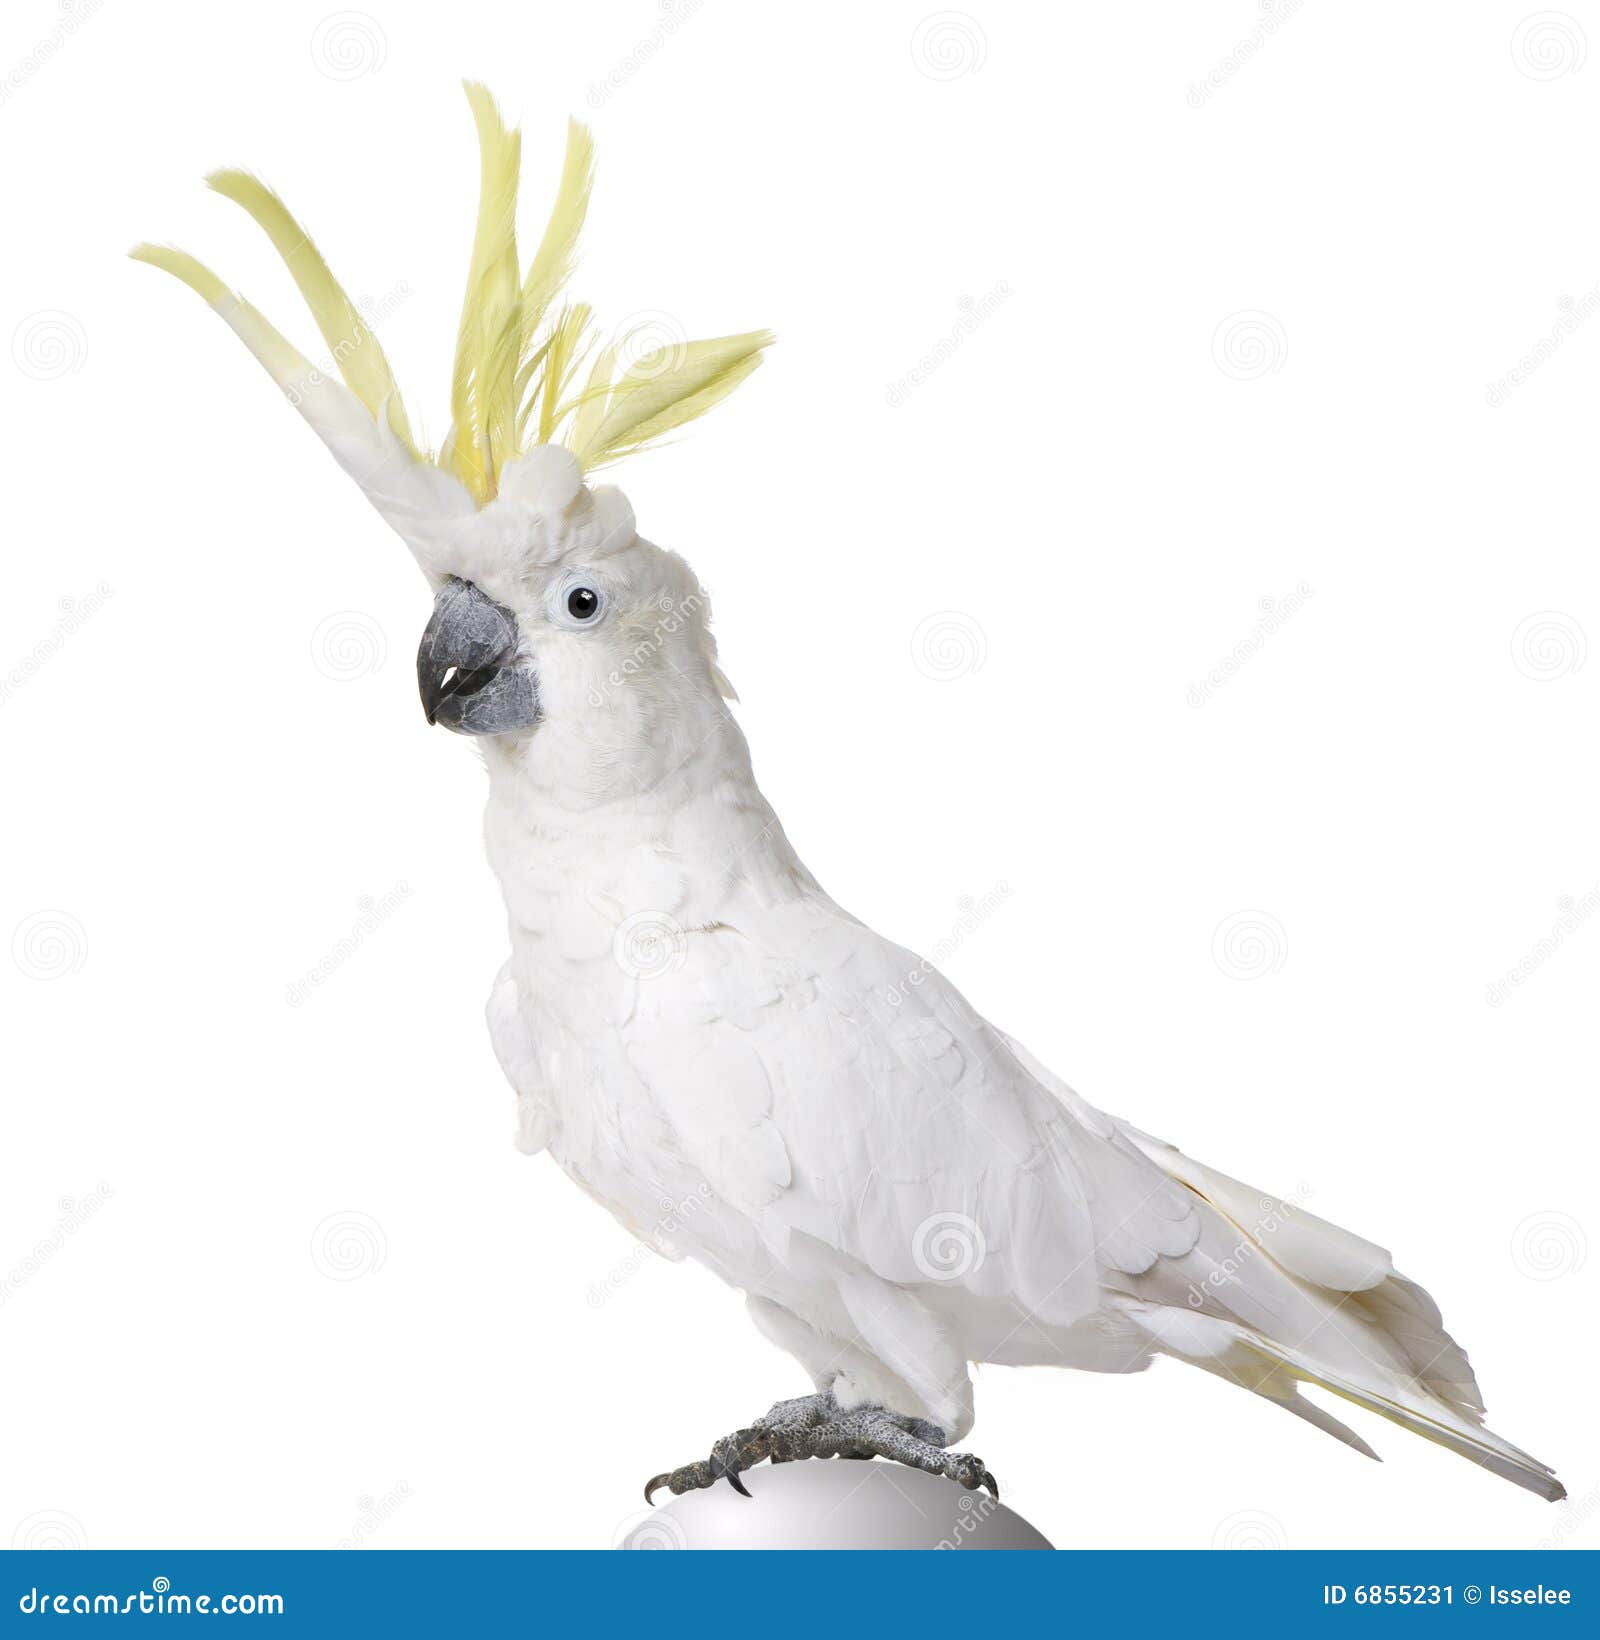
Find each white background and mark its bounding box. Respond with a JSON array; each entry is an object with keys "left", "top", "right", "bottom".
[{"left": 1, "top": 0, "right": 1595, "bottom": 1552}]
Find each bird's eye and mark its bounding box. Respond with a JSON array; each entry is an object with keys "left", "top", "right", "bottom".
[{"left": 566, "top": 586, "right": 601, "bottom": 622}]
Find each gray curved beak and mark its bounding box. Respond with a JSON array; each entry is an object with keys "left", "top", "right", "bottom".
[{"left": 417, "top": 578, "right": 540, "bottom": 737}]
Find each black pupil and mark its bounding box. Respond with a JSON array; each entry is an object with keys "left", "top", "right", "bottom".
[{"left": 567, "top": 587, "right": 599, "bottom": 620}]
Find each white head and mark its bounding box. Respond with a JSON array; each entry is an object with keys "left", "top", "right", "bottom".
[{"left": 410, "top": 444, "right": 740, "bottom": 806}]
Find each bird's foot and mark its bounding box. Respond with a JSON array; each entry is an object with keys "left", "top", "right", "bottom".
[{"left": 643, "top": 1390, "right": 998, "bottom": 1503}]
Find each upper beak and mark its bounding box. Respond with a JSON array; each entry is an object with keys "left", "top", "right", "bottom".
[{"left": 416, "top": 578, "right": 539, "bottom": 737}]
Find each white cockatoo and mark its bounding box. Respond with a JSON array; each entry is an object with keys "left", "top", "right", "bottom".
[{"left": 136, "top": 86, "right": 1562, "bottom": 1508}]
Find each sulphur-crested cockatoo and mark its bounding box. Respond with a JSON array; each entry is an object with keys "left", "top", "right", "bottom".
[{"left": 135, "top": 85, "right": 1562, "bottom": 1508}]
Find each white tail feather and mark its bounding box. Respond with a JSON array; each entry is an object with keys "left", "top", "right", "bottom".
[{"left": 1120, "top": 1128, "right": 1564, "bottom": 1502}]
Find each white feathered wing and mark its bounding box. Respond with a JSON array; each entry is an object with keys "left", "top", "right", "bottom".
[{"left": 603, "top": 894, "right": 1562, "bottom": 1501}]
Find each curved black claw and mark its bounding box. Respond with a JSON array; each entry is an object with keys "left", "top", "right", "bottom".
[
  {"left": 644, "top": 1473, "right": 671, "bottom": 1506},
  {"left": 725, "top": 1471, "right": 753, "bottom": 1498},
  {"left": 980, "top": 1470, "right": 1001, "bottom": 1501}
]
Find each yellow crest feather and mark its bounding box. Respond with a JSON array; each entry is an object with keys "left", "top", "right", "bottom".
[
  {"left": 519, "top": 119, "right": 595, "bottom": 363},
  {"left": 131, "top": 83, "right": 772, "bottom": 505},
  {"left": 575, "top": 333, "right": 774, "bottom": 469},
  {"left": 129, "top": 243, "right": 321, "bottom": 395},
  {"left": 204, "top": 169, "right": 419, "bottom": 458}
]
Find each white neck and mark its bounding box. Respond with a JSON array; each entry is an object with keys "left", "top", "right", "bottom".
[{"left": 478, "top": 713, "right": 819, "bottom": 978}]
